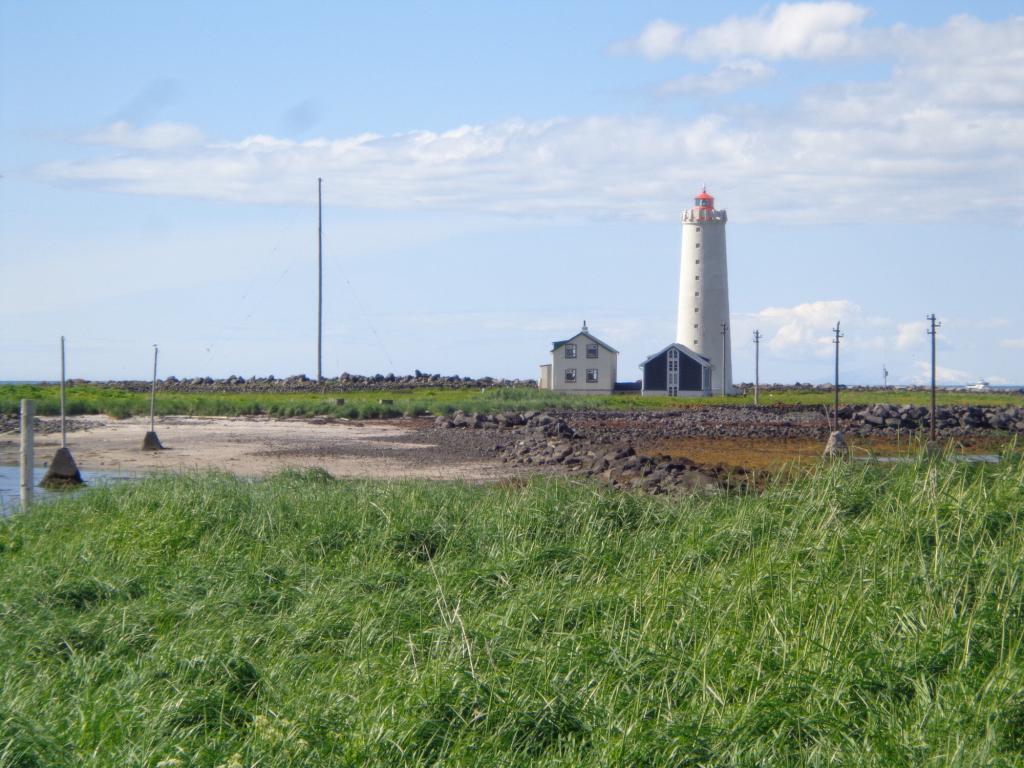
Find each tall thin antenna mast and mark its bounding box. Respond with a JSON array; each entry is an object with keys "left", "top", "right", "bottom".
[{"left": 317, "top": 177, "right": 323, "bottom": 382}]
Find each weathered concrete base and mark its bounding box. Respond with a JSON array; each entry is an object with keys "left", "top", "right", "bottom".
[
  {"left": 823, "top": 430, "right": 849, "bottom": 459},
  {"left": 142, "top": 431, "right": 165, "bottom": 451},
  {"left": 40, "top": 446, "right": 84, "bottom": 488}
]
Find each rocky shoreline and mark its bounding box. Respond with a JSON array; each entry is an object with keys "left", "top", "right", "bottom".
[{"left": 429, "top": 404, "right": 1022, "bottom": 495}]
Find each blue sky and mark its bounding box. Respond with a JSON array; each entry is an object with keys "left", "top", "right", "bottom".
[{"left": 2, "top": 1, "right": 1022, "bottom": 384}]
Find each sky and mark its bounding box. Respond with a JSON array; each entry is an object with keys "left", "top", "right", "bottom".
[{"left": 1, "top": 0, "right": 1022, "bottom": 385}]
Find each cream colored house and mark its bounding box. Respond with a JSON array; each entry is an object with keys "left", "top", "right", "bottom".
[{"left": 539, "top": 323, "right": 618, "bottom": 394}]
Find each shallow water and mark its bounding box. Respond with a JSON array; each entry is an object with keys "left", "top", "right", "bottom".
[
  {"left": 0, "top": 464, "right": 138, "bottom": 516},
  {"left": 856, "top": 454, "right": 1000, "bottom": 464}
]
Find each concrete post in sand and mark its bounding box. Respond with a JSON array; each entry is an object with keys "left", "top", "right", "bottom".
[
  {"left": 823, "top": 430, "right": 849, "bottom": 459},
  {"left": 143, "top": 344, "right": 164, "bottom": 451},
  {"left": 41, "top": 337, "right": 83, "bottom": 488}
]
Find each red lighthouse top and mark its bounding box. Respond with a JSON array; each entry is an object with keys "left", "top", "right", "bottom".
[{"left": 691, "top": 187, "right": 717, "bottom": 221}]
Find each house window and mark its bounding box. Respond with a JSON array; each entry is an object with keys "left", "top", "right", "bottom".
[
  {"left": 586, "top": 368, "right": 599, "bottom": 383},
  {"left": 564, "top": 343, "right": 577, "bottom": 359},
  {"left": 564, "top": 368, "right": 577, "bottom": 383},
  {"left": 586, "top": 343, "right": 599, "bottom": 359}
]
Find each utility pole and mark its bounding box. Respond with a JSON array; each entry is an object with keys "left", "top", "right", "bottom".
[
  {"left": 832, "top": 322, "right": 844, "bottom": 430},
  {"left": 753, "top": 330, "right": 762, "bottom": 406},
  {"left": 317, "top": 177, "right": 323, "bottom": 382},
  {"left": 720, "top": 322, "right": 728, "bottom": 396},
  {"left": 927, "top": 314, "right": 940, "bottom": 442}
]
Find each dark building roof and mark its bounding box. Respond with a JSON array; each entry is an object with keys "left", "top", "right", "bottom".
[
  {"left": 551, "top": 330, "right": 619, "bottom": 355},
  {"left": 640, "top": 342, "right": 710, "bottom": 367}
]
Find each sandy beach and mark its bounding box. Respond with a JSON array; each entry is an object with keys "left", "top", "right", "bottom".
[{"left": 0, "top": 415, "right": 508, "bottom": 481}]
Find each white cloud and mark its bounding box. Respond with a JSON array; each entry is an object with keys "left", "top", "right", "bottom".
[
  {"left": 618, "top": 2, "right": 871, "bottom": 61},
  {"left": 895, "top": 320, "right": 927, "bottom": 351},
  {"left": 910, "top": 360, "right": 973, "bottom": 385},
  {"left": 36, "top": 14, "right": 1024, "bottom": 224},
  {"left": 754, "top": 299, "right": 858, "bottom": 355},
  {"left": 1000, "top": 338, "right": 1024, "bottom": 349},
  {"left": 83, "top": 121, "right": 205, "bottom": 150},
  {"left": 660, "top": 60, "right": 774, "bottom": 94}
]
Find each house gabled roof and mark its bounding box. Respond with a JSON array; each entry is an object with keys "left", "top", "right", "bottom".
[
  {"left": 551, "top": 330, "right": 619, "bottom": 355},
  {"left": 639, "top": 342, "right": 710, "bottom": 368}
]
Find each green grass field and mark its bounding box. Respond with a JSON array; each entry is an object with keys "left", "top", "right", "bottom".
[
  {"left": 2, "top": 453, "right": 1023, "bottom": 765},
  {"left": 2, "top": 382, "right": 1020, "bottom": 421}
]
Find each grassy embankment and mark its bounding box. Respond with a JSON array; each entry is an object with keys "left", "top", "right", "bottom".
[
  {"left": 2, "top": 453, "right": 1023, "bottom": 765},
  {"left": 2, "top": 383, "right": 1020, "bottom": 421}
]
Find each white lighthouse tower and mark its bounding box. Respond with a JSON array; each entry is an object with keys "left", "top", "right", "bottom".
[{"left": 676, "top": 188, "right": 733, "bottom": 394}]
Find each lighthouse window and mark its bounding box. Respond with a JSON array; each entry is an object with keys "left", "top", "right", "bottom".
[
  {"left": 695, "top": 291, "right": 700, "bottom": 297},
  {"left": 586, "top": 368, "right": 599, "bottom": 383},
  {"left": 695, "top": 308, "right": 700, "bottom": 313},
  {"left": 695, "top": 227, "right": 701, "bottom": 232},
  {"left": 695, "top": 259, "right": 700, "bottom": 264},
  {"left": 694, "top": 339, "right": 699, "bottom": 345},
  {"left": 564, "top": 343, "right": 577, "bottom": 359},
  {"left": 564, "top": 368, "right": 577, "bottom": 383},
  {"left": 695, "top": 275, "right": 700, "bottom": 280},
  {"left": 586, "top": 343, "right": 599, "bottom": 359},
  {"left": 695, "top": 243, "right": 701, "bottom": 248},
  {"left": 694, "top": 324, "right": 698, "bottom": 329}
]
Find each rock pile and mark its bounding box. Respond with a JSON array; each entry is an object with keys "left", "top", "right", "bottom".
[
  {"left": 839, "top": 404, "right": 1024, "bottom": 434},
  {"left": 435, "top": 411, "right": 739, "bottom": 494},
  {"left": 0, "top": 416, "right": 93, "bottom": 435}
]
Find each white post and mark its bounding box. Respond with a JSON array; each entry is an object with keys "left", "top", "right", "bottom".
[{"left": 20, "top": 399, "right": 34, "bottom": 512}]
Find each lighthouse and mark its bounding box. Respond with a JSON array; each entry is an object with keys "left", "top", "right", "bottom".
[{"left": 676, "top": 188, "right": 733, "bottom": 394}]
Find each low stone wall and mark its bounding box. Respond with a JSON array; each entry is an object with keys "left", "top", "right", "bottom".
[
  {"left": 66, "top": 373, "right": 537, "bottom": 394},
  {"left": 839, "top": 404, "right": 1024, "bottom": 434}
]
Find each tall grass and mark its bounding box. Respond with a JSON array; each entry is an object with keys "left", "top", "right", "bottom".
[
  {"left": 2, "top": 382, "right": 1020, "bottom": 421},
  {"left": 1, "top": 454, "right": 1023, "bottom": 765}
]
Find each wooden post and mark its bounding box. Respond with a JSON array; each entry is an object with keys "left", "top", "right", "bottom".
[
  {"left": 927, "top": 314, "right": 940, "bottom": 444},
  {"left": 753, "top": 330, "right": 761, "bottom": 406},
  {"left": 720, "top": 322, "right": 728, "bottom": 396},
  {"left": 20, "top": 399, "right": 33, "bottom": 512}
]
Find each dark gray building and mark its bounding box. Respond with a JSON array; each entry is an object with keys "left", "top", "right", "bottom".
[{"left": 640, "top": 342, "right": 712, "bottom": 397}]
